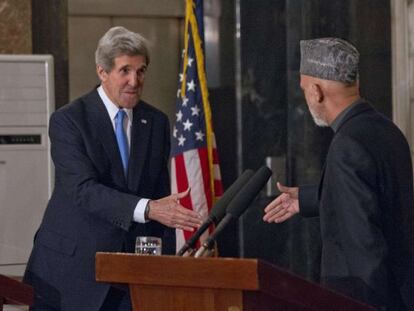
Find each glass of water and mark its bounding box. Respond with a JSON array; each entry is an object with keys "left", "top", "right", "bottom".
[{"left": 135, "top": 236, "right": 162, "bottom": 255}]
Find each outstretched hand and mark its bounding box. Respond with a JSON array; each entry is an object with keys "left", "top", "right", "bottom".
[
  {"left": 148, "top": 188, "right": 202, "bottom": 231},
  {"left": 263, "top": 182, "right": 300, "bottom": 223}
]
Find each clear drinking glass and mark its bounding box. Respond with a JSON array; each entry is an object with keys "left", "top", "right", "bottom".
[{"left": 135, "top": 236, "right": 162, "bottom": 255}]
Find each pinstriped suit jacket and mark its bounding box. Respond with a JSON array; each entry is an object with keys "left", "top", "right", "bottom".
[{"left": 24, "top": 89, "right": 174, "bottom": 311}]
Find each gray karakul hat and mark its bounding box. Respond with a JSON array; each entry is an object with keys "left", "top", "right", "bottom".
[{"left": 300, "top": 38, "right": 359, "bottom": 84}]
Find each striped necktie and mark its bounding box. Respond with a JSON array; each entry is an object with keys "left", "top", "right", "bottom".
[{"left": 115, "top": 109, "right": 129, "bottom": 176}]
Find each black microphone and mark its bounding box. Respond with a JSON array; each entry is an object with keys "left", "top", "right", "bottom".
[
  {"left": 194, "top": 166, "right": 272, "bottom": 257},
  {"left": 176, "top": 169, "right": 254, "bottom": 256}
]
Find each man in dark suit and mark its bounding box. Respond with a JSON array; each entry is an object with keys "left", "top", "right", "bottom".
[
  {"left": 23, "top": 26, "right": 202, "bottom": 311},
  {"left": 263, "top": 38, "right": 414, "bottom": 310}
]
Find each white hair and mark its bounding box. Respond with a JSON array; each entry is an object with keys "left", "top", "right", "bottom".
[{"left": 95, "top": 26, "right": 150, "bottom": 72}]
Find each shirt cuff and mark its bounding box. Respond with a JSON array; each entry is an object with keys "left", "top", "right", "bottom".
[{"left": 133, "top": 198, "right": 150, "bottom": 223}]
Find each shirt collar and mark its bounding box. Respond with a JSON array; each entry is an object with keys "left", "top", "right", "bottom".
[
  {"left": 97, "top": 85, "right": 133, "bottom": 123},
  {"left": 330, "top": 100, "right": 360, "bottom": 132}
]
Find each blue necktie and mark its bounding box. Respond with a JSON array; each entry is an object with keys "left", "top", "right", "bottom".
[{"left": 115, "top": 110, "right": 129, "bottom": 176}]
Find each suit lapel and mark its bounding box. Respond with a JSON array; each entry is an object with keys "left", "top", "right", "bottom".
[
  {"left": 128, "top": 103, "right": 152, "bottom": 190},
  {"left": 85, "top": 90, "right": 127, "bottom": 186}
]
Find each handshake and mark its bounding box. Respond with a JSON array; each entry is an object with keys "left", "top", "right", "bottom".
[{"left": 175, "top": 166, "right": 272, "bottom": 257}]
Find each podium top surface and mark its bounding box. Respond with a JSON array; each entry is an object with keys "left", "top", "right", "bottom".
[
  {"left": 96, "top": 253, "right": 259, "bottom": 290},
  {"left": 95, "top": 253, "right": 375, "bottom": 311}
]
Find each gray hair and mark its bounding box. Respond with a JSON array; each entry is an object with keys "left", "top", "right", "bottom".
[{"left": 95, "top": 26, "right": 150, "bottom": 72}]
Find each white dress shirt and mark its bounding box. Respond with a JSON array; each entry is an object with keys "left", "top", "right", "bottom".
[{"left": 98, "top": 86, "right": 149, "bottom": 223}]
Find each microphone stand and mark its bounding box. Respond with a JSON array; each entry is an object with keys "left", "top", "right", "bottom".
[{"left": 194, "top": 244, "right": 214, "bottom": 258}]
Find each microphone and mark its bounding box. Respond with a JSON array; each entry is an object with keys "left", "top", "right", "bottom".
[
  {"left": 176, "top": 169, "right": 255, "bottom": 256},
  {"left": 194, "top": 166, "right": 272, "bottom": 258}
]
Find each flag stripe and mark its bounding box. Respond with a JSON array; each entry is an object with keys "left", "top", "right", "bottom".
[
  {"left": 174, "top": 154, "right": 192, "bottom": 208},
  {"left": 196, "top": 148, "right": 213, "bottom": 213},
  {"left": 170, "top": 158, "right": 177, "bottom": 194},
  {"left": 183, "top": 150, "right": 209, "bottom": 216},
  {"left": 183, "top": 149, "right": 209, "bottom": 242}
]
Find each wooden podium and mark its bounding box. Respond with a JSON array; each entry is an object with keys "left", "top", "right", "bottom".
[
  {"left": 0, "top": 274, "right": 34, "bottom": 311},
  {"left": 95, "top": 253, "right": 375, "bottom": 311}
]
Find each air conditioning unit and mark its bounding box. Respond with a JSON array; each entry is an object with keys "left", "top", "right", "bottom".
[{"left": 0, "top": 55, "right": 54, "bottom": 277}]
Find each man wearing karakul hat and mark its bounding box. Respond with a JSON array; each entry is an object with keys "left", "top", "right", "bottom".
[{"left": 263, "top": 37, "right": 414, "bottom": 310}]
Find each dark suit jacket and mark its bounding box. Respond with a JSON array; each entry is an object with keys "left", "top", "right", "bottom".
[
  {"left": 299, "top": 100, "right": 414, "bottom": 310},
  {"left": 24, "top": 89, "right": 174, "bottom": 311}
]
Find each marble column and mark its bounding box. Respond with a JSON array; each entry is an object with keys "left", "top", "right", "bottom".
[
  {"left": 32, "top": 0, "right": 68, "bottom": 109},
  {"left": 0, "top": 0, "right": 32, "bottom": 53},
  {"left": 238, "top": 0, "right": 289, "bottom": 264}
]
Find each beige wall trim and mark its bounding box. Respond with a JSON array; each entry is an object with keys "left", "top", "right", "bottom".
[
  {"left": 391, "top": 0, "right": 412, "bottom": 145},
  {"left": 68, "top": 0, "right": 184, "bottom": 17}
]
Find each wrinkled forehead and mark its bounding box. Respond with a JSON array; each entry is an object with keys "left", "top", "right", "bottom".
[{"left": 111, "top": 54, "right": 147, "bottom": 69}]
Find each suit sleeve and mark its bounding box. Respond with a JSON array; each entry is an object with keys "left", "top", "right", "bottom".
[
  {"left": 299, "top": 184, "right": 319, "bottom": 217},
  {"left": 49, "top": 110, "right": 138, "bottom": 231}
]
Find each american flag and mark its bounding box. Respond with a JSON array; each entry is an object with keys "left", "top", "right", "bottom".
[{"left": 171, "top": 0, "right": 223, "bottom": 251}]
